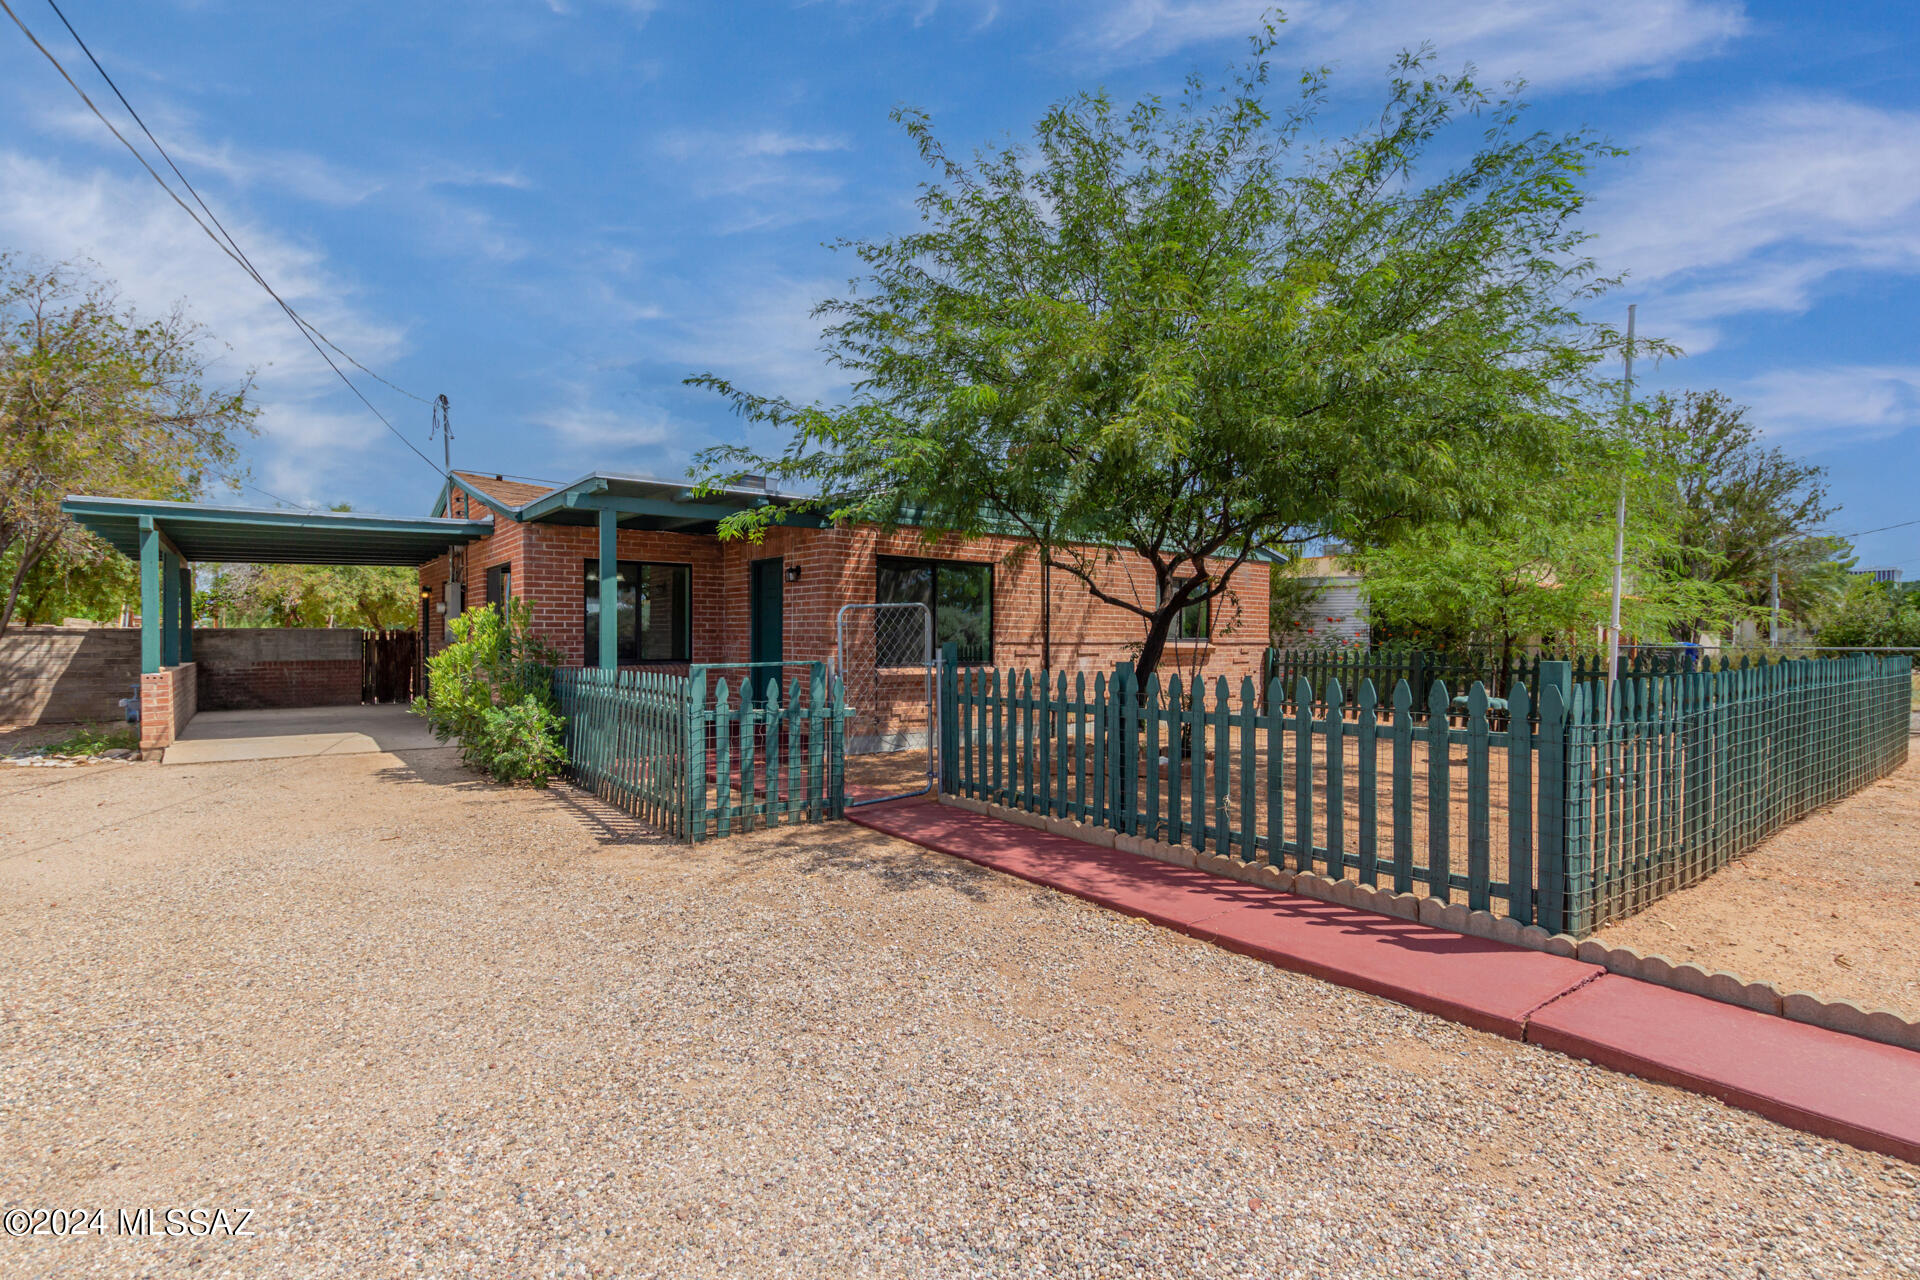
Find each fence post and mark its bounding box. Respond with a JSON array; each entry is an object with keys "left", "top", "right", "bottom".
[
  {"left": 938, "top": 642, "right": 959, "bottom": 795},
  {"left": 1113, "top": 661, "right": 1136, "bottom": 836},
  {"left": 1535, "top": 660, "right": 1571, "bottom": 934},
  {"left": 684, "top": 674, "right": 708, "bottom": 842}
]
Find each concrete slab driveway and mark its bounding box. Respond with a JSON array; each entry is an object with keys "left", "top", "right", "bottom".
[{"left": 162, "top": 704, "right": 439, "bottom": 764}]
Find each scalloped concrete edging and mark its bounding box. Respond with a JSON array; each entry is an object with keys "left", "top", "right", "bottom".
[{"left": 934, "top": 793, "right": 1920, "bottom": 1055}]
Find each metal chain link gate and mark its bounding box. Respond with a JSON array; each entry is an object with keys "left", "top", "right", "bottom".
[{"left": 833, "top": 602, "right": 936, "bottom": 806}]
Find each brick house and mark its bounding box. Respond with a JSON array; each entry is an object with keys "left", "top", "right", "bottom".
[{"left": 421, "top": 470, "right": 1272, "bottom": 688}]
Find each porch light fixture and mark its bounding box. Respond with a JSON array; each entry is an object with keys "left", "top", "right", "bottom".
[{"left": 785, "top": 564, "right": 802, "bottom": 583}]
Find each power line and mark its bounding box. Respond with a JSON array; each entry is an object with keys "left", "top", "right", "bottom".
[
  {"left": 1819, "top": 516, "right": 1920, "bottom": 542},
  {"left": 0, "top": 0, "right": 445, "bottom": 476},
  {"left": 40, "top": 0, "right": 431, "bottom": 409}
]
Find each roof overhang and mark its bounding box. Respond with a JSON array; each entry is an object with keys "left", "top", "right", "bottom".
[
  {"left": 515, "top": 472, "right": 826, "bottom": 533},
  {"left": 62, "top": 495, "right": 494, "bottom": 566}
]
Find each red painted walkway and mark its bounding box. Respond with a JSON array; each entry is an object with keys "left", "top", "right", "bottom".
[{"left": 850, "top": 797, "right": 1920, "bottom": 1164}]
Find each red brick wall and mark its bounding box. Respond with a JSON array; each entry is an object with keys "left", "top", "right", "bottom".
[
  {"left": 422, "top": 520, "right": 1270, "bottom": 685},
  {"left": 194, "top": 629, "right": 364, "bottom": 711},
  {"left": 138, "top": 661, "right": 196, "bottom": 752}
]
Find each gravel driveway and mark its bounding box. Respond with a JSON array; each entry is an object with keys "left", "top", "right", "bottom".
[{"left": 2, "top": 745, "right": 1917, "bottom": 1278}]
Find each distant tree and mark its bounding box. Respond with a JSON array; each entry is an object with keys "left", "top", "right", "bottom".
[
  {"left": 0, "top": 254, "right": 255, "bottom": 636},
  {"left": 1643, "top": 390, "right": 1846, "bottom": 640},
  {"left": 1815, "top": 576, "right": 1920, "bottom": 649},
  {"left": 1358, "top": 431, "right": 1739, "bottom": 676},
  {"left": 0, "top": 534, "right": 138, "bottom": 626},
  {"left": 691, "top": 30, "right": 1641, "bottom": 680}
]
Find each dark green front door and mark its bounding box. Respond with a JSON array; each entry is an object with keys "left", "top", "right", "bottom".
[{"left": 749, "top": 558, "right": 784, "bottom": 673}]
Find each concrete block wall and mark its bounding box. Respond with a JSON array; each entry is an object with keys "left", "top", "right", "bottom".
[
  {"left": 0, "top": 626, "right": 141, "bottom": 725},
  {"left": 194, "top": 629, "right": 363, "bottom": 711}
]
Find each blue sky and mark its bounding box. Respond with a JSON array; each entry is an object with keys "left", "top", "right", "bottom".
[{"left": 4, "top": 1, "right": 1917, "bottom": 570}]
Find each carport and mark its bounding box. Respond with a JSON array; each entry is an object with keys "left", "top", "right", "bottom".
[{"left": 59, "top": 495, "right": 492, "bottom": 752}]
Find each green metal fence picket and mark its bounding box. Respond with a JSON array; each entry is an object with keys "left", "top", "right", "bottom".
[{"left": 941, "top": 652, "right": 1910, "bottom": 936}]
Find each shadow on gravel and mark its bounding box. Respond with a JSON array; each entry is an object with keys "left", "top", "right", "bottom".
[
  {"left": 543, "top": 783, "right": 677, "bottom": 847},
  {"left": 732, "top": 823, "right": 998, "bottom": 901}
]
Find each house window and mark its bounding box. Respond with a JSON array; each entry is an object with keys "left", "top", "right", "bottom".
[
  {"left": 1170, "top": 577, "right": 1210, "bottom": 641},
  {"left": 876, "top": 556, "right": 992, "bottom": 664},
  {"left": 583, "top": 560, "right": 692, "bottom": 665},
  {"left": 486, "top": 563, "right": 512, "bottom": 612}
]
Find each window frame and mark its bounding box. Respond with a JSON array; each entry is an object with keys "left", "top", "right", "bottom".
[
  {"left": 485, "top": 562, "right": 512, "bottom": 612},
  {"left": 1169, "top": 576, "right": 1212, "bottom": 643},
  {"left": 874, "top": 553, "right": 994, "bottom": 666},
  {"left": 582, "top": 558, "right": 694, "bottom": 666}
]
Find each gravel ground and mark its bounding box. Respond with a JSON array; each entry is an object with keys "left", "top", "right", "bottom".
[
  {"left": 2, "top": 745, "right": 1917, "bottom": 1279},
  {"left": 1598, "top": 752, "right": 1920, "bottom": 1019}
]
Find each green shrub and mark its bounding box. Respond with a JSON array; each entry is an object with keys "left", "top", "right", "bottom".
[{"left": 413, "top": 600, "right": 567, "bottom": 786}]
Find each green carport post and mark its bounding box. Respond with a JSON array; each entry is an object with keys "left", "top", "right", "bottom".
[
  {"left": 597, "top": 504, "right": 618, "bottom": 671},
  {"left": 160, "top": 545, "right": 180, "bottom": 667},
  {"left": 177, "top": 559, "right": 194, "bottom": 663},
  {"left": 138, "top": 516, "right": 163, "bottom": 674}
]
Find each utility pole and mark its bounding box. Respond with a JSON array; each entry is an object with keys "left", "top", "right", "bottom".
[
  {"left": 1770, "top": 560, "right": 1781, "bottom": 647},
  {"left": 432, "top": 394, "right": 453, "bottom": 476},
  {"left": 1607, "top": 305, "right": 1635, "bottom": 713}
]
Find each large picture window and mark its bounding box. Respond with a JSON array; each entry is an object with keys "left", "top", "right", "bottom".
[
  {"left": 876, "top": 555, "right": 992, "bottom": 664},
  {"left": 583, "top": 560, "right": 692, "bottom": 665}
]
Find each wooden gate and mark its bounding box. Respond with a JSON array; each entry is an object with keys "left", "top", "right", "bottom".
[{"left": 362, "top": 629, "right": 419, "bottom": 704}]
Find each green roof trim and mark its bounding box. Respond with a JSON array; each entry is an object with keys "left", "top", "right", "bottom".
[{"left": 61, "top": 495, "right": 493, "bottom": 566}]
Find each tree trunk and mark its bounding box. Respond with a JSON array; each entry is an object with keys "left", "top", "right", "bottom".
[
  {"left": 0, "top": 539, "right": 43, "bottom": 639},
  {"left": 1134, "top": 605, "right": 1180, "bottom": 684}
]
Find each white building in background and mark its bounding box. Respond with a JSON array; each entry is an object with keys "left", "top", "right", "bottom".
[
  {"left": 1852, "top": 567, "right": 1903, "bottom": 584},
  {"left": 1276, "top": 554, "right": 1370, "bottom": 648}
]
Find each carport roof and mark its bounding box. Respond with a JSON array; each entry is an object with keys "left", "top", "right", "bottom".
[{"left": 60, "top": 495, "right": 494, "bottom": 565}]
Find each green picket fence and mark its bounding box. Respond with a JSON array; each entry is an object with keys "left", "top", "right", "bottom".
[
  {"left": 941, "top": 653, "right": 1913, "bottom": 935},
  {"left": 1562, "top": 653, "right": 1912, "bottom": 932},
  {"left": 1267, "top": 647, "right": 1654, "bottom": 709},
  {"left": 944, "top": 664, "right": 1569, "bottom": 928},
  {"left": 552, "top": 663, "right": 850, "bottom": 842}
]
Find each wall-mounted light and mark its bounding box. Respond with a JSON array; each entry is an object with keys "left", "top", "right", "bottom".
[{"left": 785, "top": 564, "right": 803, "bottom": 583}]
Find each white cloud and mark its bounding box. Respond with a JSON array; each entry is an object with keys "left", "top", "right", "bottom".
[
  {"left": 653, "top": 128, "right": 853, "bottom": 230},
  {"left": 1738, "top": 366, "right": 1920, "bottom": 445},
  {"left": 661, "top": 273, "right": 848, "bottom": 407},
  {"left": 535, "top": 401, "right": 676, "bottom": 452},
  {"left": 1080, "top": 0, "right": 1745, "bottom": 88},
  {"left": 1587, "top": 95, "right": 1920, "bottom": 353},
  {"left": 0, "top": 149, "right": 425, "bottom": 505}
]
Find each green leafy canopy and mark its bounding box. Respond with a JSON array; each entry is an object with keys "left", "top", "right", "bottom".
[{"left": 690, "top": 19, "right": 1643, "bottom": 678}]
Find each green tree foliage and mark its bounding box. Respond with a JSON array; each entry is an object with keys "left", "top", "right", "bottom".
[
  {"left": 0, "top": 533, "right": 138, "bottom": 626},
  {"left": 197, "top": 562, "right": 417, "bottom": 629},
  {"left": 1815, "top": 577, "right": 1920, "bottom": 649},
  {"left": 1644, "top": 390, "right": 1847, "bottom": 638},
  {"left": 414, "top": 601, "right": 566, "bottom": 787},
  {"left": 691, "top": 30, "right": 1637, "bottom": 679},
  {"left": 0, "top": 254, "right": 255, "bottom": 635},
  {"left": 1357, "top": 431, "right": 1739, "bottom": 666}
]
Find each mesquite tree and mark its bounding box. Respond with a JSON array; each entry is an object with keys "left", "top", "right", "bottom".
[
  {"left": 0, "top": 254, "right": 254, "bottom": 635},
  {"left": 691, "top": 31, "right": 1633, "bottom": 679}
]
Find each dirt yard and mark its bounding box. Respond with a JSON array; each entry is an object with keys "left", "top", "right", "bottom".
[
  {"left": 1597, "top": 751, "right": 1920, "bottom": 1020},
  {"left": 3, "top": 746, "right": 1918, "bottom": 1277}
]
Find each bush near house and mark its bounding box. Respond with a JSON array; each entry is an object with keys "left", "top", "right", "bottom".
[{"left": 414, "top": 601, "right": 566, "bottom": 787}]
